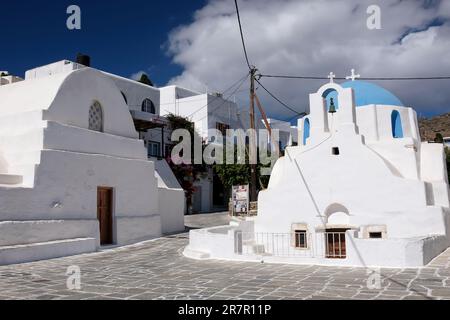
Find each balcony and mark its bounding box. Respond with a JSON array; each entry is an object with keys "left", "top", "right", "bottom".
[{"left": 130, "top": 110, "right": 166, "bottom": 131}]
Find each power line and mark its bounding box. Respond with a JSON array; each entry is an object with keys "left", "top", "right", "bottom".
[
  {"left": 259, "top": 74, "right": 450, "bottom": 81},
  {"left": 255, "top": 78, "right": 306, "bottom": 117},
  {"left": 234, "top": 0, "right": 252, "bottom": 70}
]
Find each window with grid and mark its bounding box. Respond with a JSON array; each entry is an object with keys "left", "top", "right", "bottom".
[{"left": 89, "top": 101, "right": 103, "bottom": 132}]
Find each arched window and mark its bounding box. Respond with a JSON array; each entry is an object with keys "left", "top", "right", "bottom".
[
  {"left": 303, "top": 118, "right": 310, "bottom": 145},
  {"left": 142, "top": 98, "right": 156, "bottom": 114},
  {"left": 89, "top": 101, "right": 103, "bottom": 132},
  {"left": 391, "top": 110, "right": 404, "bottom": 138}
]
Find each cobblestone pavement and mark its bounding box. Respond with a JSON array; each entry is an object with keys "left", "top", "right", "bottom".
[{"left": 0, "top": 213, "right": 450, "bottom": 300}]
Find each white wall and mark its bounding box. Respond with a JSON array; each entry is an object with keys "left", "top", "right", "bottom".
[
  {"left": 106, "top": 72, "right": 160, "bottom": 115},
  {"left": 0, "top": 65, "right": 186, "bottom": 264}
]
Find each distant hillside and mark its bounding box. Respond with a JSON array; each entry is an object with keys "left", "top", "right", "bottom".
[{"left": 418, "top": 113, "right": 450, "bottom": 142}]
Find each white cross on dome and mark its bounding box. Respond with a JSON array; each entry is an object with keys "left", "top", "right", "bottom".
[
  {"left": 346, "top": 69, "right": 361, "bottom": 81},
  {"left": 328, "top": 72, "right": 336, "bottom": 83}
]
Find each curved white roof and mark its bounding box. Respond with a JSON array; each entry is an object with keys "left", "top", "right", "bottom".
[
  {"left": 0, "top": 71, "right": 70, "bottom": 116},
  {"left": 0, "top": 68, "right": 139, "bottom": 139}
]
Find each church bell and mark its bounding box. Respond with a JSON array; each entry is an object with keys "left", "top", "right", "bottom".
[{"left": 329, "top": 98, "right": 337, "bottom": 114}]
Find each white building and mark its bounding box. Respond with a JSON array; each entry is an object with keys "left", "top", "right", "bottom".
[
  {"left": 0, "top": 71, "right": 23, "bottom": 86},
  {"left": 159, "top": 85, "right": 297, "bottom": 213},
  {"left": 185, "top": 78, "right": 450, "bottom": 268},
  {"left": 266, "top": 118, "right": 299, "bottom": 150},
  {"left": 160, "top": 86, "right": 264, "bottom": 142},
  {"left": 0, "top": 61, "right": 185, "bottom": 265}
]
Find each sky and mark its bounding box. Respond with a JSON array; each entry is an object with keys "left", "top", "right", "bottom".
[
  {"left": 1, "top": 0, "right": 450, "bottom": 120},
  {"left": 0, "top": 0, "right": 206, "bottom": 86}
]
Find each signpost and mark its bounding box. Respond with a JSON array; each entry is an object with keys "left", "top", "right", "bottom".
[{"left": 232, "top": 185, "right": 249, "bottom": 216}]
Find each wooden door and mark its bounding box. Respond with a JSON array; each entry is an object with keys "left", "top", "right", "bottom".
[
  {"left": 97, "top": 187, "right": 113, "bottom": 245},
  {"left": 325, "top": 229, "right": 347, "bottom": 259}
]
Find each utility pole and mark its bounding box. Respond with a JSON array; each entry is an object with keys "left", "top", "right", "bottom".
[{"left": 249, "top": 67, "right": 258, "bottom": 202}]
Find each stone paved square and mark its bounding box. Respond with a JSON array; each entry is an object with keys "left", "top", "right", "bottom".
[{"left": 0, "top": 213, "right": 449, "bottom": 300}]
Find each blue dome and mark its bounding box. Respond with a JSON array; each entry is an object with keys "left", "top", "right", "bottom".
[{"left": 324, "top": 81, "right": 404, "bottom": 109}]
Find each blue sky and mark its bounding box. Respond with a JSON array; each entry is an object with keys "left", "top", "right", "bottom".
[{"left": 0, "top": 0, "right": 206, "bottom": 86}]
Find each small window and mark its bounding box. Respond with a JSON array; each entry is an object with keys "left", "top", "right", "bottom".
[
  {"left": 88, "top": 101, "right": 103, "bottom": 132},
  {"left": 294, "top": 230, "right": 308, "bottom": 248},
  {"left": 142, "top": 98, "right": 156, "bottom": 114},
  {"left": 148, "top": 141, "right": 161, "bottom": 158},
  {"left": 369, "top": 232, "right": 383, "bottom": 239},
  {"left": 332, "top": 147, "right": 340, "bottom": 155}
]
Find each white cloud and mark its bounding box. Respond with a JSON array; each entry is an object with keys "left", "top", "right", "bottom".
[{"left": 166, "top": 0, "right": 450, "bottom": 120}]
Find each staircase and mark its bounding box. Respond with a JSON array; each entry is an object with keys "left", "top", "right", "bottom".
[{"left": 0, "top": 111, "right": 46, "bottom": 188}]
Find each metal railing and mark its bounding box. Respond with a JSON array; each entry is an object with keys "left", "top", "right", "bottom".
[{"left": 235, "top": 231, "right": 347, "bottom": 259}]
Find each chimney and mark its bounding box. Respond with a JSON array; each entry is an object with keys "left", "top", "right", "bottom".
[{"left": 76, "top": 53, "right": 91, "bottom": 67}]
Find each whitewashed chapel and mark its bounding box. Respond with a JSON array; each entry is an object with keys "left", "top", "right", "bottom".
[
  {"left": 185, "top": 72, "right": 450, "bottom": 268},
  {"left": 0, "top": 61, "right": 185, "bottom": 265}
]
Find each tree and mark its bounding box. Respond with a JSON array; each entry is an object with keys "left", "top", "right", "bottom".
[
  {"left": 435, "top": 133, "right": 444, "bottom": 143},
  {"left": 165, "top": 114, "right": 207, "bottom": 214},
  {"left": 214, "top": 144, "right": 272, "bottom": 193},
  {"left": 138, "top": 73, "right": 154, "bottom": 87},
  {"left": 0, "top": 72, "right": 8, "bottom": 77}
]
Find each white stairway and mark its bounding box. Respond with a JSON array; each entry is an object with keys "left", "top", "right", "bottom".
[
  {"left": 0, "top": 238, "right": 97, "bottom": 265},
  {"left": 0, "top": 111, "right": 46, "bottom": 188}
]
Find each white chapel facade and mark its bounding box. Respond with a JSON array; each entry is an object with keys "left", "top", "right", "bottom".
[{"left": 185, "top": 72, "right": 450, "bottom": 268}]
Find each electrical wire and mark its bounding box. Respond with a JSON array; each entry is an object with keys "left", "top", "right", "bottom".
[
  {"left": 186, "top": 72, "right": 250, "bottom": 118},
  {"left": 259, "top": 74, "right": 450, "bottom": 81},
  {"left": 255, "top": 78, "right": 306, "bottom": 117},
  {"left": 235, "top": 0, "right": 252, "bottom": 70}
]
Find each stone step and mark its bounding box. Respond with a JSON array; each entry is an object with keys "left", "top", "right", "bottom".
[
  {"left": 4, "top": 164, "right": 36, "bottom": 187},
  {"left": 243, "top": 243, "right": 266, "bottom": 255},
  {"left": 0, "top": 238, "right": 97, "bottom": 265},
  {"left": 0, "top": 150, "right": 41, "bottom": 167},
  {"left": 0, "top": 173, "right": 23, "bottom": 185},
  {"left": 0, "top": 220, "right": 99, "bottom": 247},
  {"left": 183, "top": 247, "right": 211, "bottom": 260}
]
